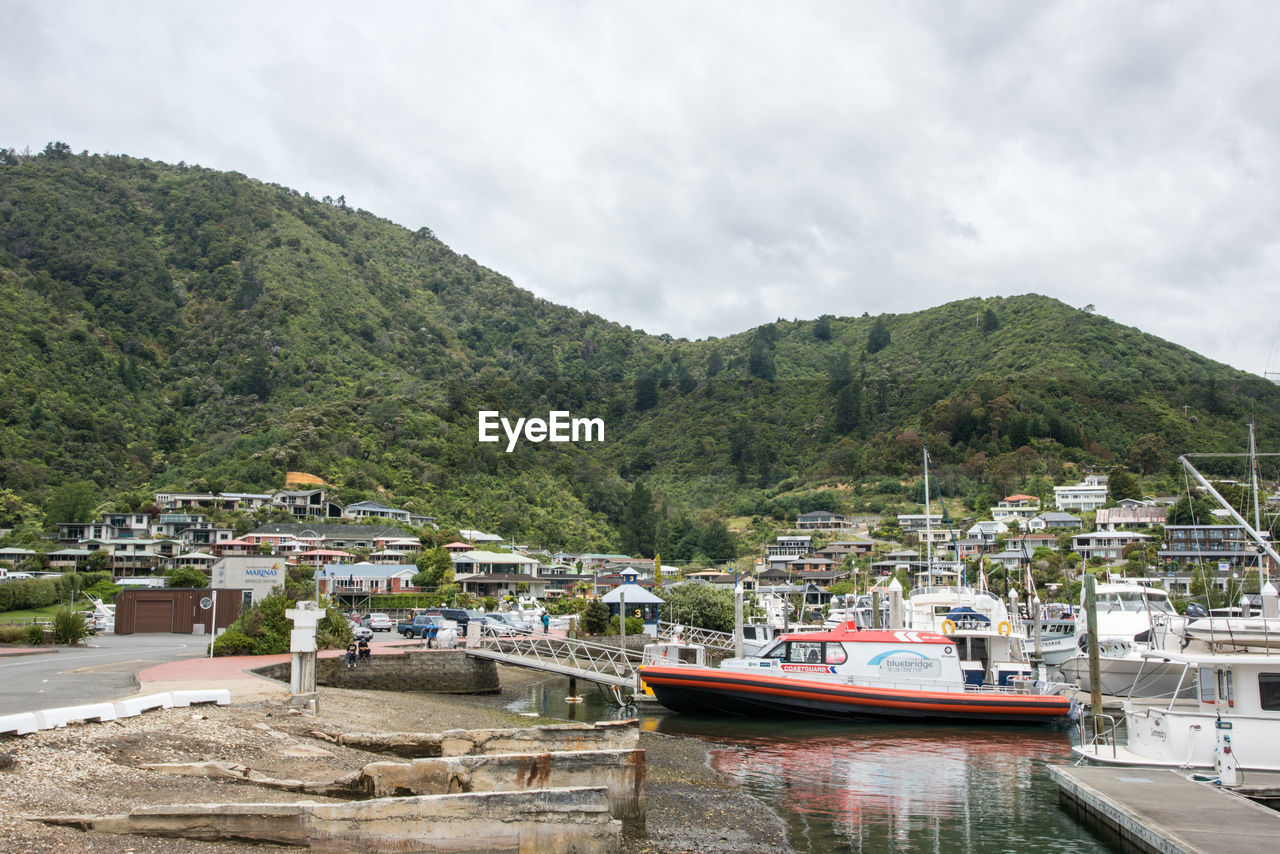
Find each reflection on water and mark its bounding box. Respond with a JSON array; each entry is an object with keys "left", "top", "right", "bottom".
[{"left": 510, "top": 678, "right": 1118, "bottom": 854}]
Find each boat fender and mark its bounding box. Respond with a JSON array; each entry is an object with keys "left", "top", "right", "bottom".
[
  {"left": 997, "top": 621, "right": 1012, "bottom": 636},
  {"left": 941, "top": 618, "right": 956, "bottom": 635}
]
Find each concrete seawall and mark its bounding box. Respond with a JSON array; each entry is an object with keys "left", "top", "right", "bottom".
[{"left": 254, "top": 648, "right": 499, "bottom": 694}]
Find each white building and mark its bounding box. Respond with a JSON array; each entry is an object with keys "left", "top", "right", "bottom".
[{"left": 1053, "top": 474, "right": 1109, "bottom": 513}]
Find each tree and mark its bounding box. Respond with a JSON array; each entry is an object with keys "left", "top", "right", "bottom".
[
  {"left": 165, "top": 566, "right": 210, "bottom": 589},
  {"left": 698, "top": 520, "right": 736, "bottom": 562},
  {"left": 659, "top": 583, "right": 735, "bottom": 632},
  {"left": 47, "top": 481, "right": 99, "bottom": 524},
  {"left": 621, "top": 482, "right": 657, "bottom": 557},
  {"left": 1107, "top": 469, "right": 1140, "bottom": 502},
  {"left": 866, "top": 316, "right": 891, "bottom": 354},
  {"left": 981, "top": 308, "right": 999, "bottom": 333},
  {"left": 813, "top": 315, "right": 833, "bottom": 341},
  {"left": 1128, "top": 433, "right": 1166, "bottom": 476},
  {"left": 633, "top": 371, "right": 658, "bottom": 411},
  {"left": 747, "top": 338, "right": 775, "bottom": 380},
  {"left": 42, "top": 140, "right": 72, "bottom": 159},
  {"left": 413, "top": 547, "right": 455, "bottom": 589},
  {"left": 581, "top": 599, "right": 611, "bottom": 634}
]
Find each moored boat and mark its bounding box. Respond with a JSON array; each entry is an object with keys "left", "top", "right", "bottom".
[{"left": 639, "top": 622, "right": 1075, "bottom": 724}]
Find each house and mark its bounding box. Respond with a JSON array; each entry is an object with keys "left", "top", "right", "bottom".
[
  {"left": 965, "top": 520, "right": 1009, "bottom": 544},
  {"left": 452, "top": 550, "right": 545, "bottom": 598},
  {"left": 991, "top": 494, "right": 1041, "bottom": 523},
  {"left": 1004, "top": 532, "right": 1060, "bottom": 553},
  {"left": 990, "top": 549, "right": 1031, "bottom": 571},
  {"left": 576, "top": 553, "right": 632, "bottom": 571},
  {"left": 766, "top": 536, "right": 812, "bottom": 558},
  {"left": 458, "top": 529, "right": 504, "bottom": 545},
  {"left": 245, "top": 523, "right": 414, "bottom": 553},
  {"left": 896, "top": 513, "right": 943, "bottom": 533},
  {"left": 290, "top": 548, "right": 355, "bottom": 567},
  {"left": 1158, "top": 524, "right": 1275, "bottom": 571},
  {"left": 82, "top": 538, "right": 179, "bottom": 576},
  {"left": 1070, "top": 531, "right": 1152, "bottom": 563},
  {"left": 1026, "top": 512, "right": 1082, "bottom": 532},
  {"left": 164, "top": 550, "right": 218, "bottom": 574},
  {"left": 815, "top": 540, "right": 875, "bottom": 561},
  {"left": 600, "top": 573, "right": 665, "bottom": 634},
  {"left": 58, "top": 512, "right": 152, "bottom": 545},
  {"left": 781, "top": 557, "right": 839, "bottom": 574},
  {"left": 316, "top": 562, "right": 418, "bottom": 595},
  {"left": 795, "top": 510, "right": 853, "bottom": 531},
  {"left": 154, "top": 491, "right": 272, "bottom": 513},
  {"left": 46, "top": 547, "right": 93, "bottom": 570},
  {"left": 1053, "top": 475, "right": 1109, "bottom": 512},
  {"left": 210, "top": 538, "right": 260, "bottom": 557},
  {"left": 340, "top": 500, "right": 433, "bottom": 527},
  {"left": 271, "top": 489, "right": 343, "bottom": 519},
  {"left": 1095, "top": 504, "right": 1167, "bottom": 531},
  {"left": 152, "top": 514, "right": 233, "bottom": 547}
]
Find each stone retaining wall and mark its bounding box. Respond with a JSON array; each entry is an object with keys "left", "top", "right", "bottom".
[{"left": 253, "top": 649, "right": 499, "bottom": 694}]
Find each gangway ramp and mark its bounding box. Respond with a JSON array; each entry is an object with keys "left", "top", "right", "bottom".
[
  {"left": 655, "top": 622, "right": 734, "bottom": 654},
  {"left": 467, "top": 635, "right": 643, "bottom": 690}
]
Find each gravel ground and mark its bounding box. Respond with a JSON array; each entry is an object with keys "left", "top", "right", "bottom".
[{"left": 0, "top": 665, "right": 794, "bottom": 854}]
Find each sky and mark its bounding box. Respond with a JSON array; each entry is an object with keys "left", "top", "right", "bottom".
[{"left": 5, "top": 1, "right": 1280, "bottom": 377}]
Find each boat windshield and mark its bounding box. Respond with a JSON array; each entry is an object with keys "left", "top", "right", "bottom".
[
  {"left": 1100, "top": 591, "right": 1175, "bottom": 615},
  {"left": 762, "top": 641, "right": 848, "bottom": 665}
]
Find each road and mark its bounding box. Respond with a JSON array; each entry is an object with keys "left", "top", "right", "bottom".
[{"left": 0, "top": 633, "right": 210, "bottom": 715}]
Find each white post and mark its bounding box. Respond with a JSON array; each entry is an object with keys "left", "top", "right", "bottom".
[
  {"left": 286, "top": 601, "right": 320, "bottom": 715},
  {"left": 734, "top": 583, "right": 744, "bottom": 658},
  {"left": 887, "top": 577, "right": 904, "bottom": 630}
]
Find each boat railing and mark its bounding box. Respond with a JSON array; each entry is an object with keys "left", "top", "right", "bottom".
[{"left": 1079, "top": 712, "right": 1118, "bottom": 760}]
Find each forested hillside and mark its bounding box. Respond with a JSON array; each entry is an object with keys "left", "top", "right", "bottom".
[{"left": 1, "top": 146, "right": 1277, "bottom": 554}]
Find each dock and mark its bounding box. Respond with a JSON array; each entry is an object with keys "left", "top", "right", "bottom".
[{"left": 1049, "top": 764, "right": 1280, "bottom": 854}]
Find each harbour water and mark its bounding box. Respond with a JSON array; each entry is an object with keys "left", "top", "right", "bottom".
[{"left": 510, "top": 678, "right": 1121, "bottom": 853}]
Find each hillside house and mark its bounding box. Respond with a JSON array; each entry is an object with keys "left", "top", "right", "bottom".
[
  {"left": 271, "top": 489, "right": 343, "bottom": 519},
  {"left": 1026, "top": 512, "right": 1082, "bottom": 532},
  {"left": 453, "top": 550, "right": 545, "bottom": 598},
  {"left": 796, "top": 510, "right": 854, "bottom": 531},
  {"left": 991, "top": 494, "right": 1041, "bottom": 523},
  {"left": 1053, "top": 475, "right": 1109, "bottom": 512},
  {"left": 1158, "top": 524, "right": 1276, "bottom": 571},
  {"left": 766, "top": 536, "right": 813, "bottom": 558},
  {"left": 1071, "top": 531, "right": 1152, "bottom": 563},
  {"left": 896, "top": 513, "right": 943, "bottom": 533},
  {"left": 1095, "top": 504, "right": 1167, "bottom": 531},
  {"left": 317, "top": 563, "right": 417, "bottom": 595}
]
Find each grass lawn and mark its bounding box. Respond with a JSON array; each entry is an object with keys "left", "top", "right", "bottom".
[{"left": 0, "top": 599, "right": 98, "bottom": 625}]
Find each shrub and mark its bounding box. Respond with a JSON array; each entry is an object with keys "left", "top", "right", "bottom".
[
  {"left": 0, "top": 625, "right": 27, "bottom": 643},
  {"left": 606, "top": 615, "right": 645, "bottom": 635},
  {"left": 580, "top": 600, "right": 611, "bottom": 634},
  {"left": 24, "top": 624, "right": 44, "bottom": 645},
  {"left": 51, "top": 607, "right": 90, "bottom": 645},
  {"left": 211, "top": 628, "right": 254, "bottom": 656}
]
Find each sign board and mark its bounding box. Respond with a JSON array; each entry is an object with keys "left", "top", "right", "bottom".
[{"left": 199, "top": 597, "right": 213, "bottom": 610}]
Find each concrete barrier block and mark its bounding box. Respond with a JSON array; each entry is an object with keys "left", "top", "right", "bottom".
[
  {"left": 33, "top": 703, "right": 118, "bottom": 729},
  {"left": 0, "top": 712, "right": 39, "bottom": 735},
  {"left": 169, "top": 689, "right": 230, "bottom": 708},
  {"left": 114, "top": 693, "right": 174, "bottom": 718}
]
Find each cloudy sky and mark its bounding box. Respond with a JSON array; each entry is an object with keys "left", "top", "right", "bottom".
[{"left": 6, "top": 1, "right": 1280, "bottom": 376}]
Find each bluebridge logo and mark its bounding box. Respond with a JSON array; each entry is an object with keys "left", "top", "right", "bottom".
[{"left": 868, "top": 649, "right": 941, "bottom": 678}]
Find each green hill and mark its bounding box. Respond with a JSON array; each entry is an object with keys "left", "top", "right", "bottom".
[{"left": 1, "top": 145, "right": 1277, "bottom": 554}]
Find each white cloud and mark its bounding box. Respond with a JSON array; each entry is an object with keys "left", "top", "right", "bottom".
[{"left": 4, "top": 1, "right": 1280, "bottom": 375}]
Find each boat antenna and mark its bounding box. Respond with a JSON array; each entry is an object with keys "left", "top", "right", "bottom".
[{"left": 924, "top": 448, "right": 933, "bottom": 582}]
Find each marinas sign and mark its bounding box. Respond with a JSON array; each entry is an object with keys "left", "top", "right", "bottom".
[{"left": 478, "top": 410, "right": 605, "bottom": 452}]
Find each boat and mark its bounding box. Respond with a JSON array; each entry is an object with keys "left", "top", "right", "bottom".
[
  {"left": 1073, "top": 649, "right": 1280, "bottom": 777},
  {"left": 1055, "top": 582, "right": 1194, "bottom": 698},
  {"left": 638, "top": 622, "right": 1075, "bottom": 724}
]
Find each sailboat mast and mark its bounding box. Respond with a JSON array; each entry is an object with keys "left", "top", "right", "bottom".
[
  {"left": 1250, "top": 422, "right": 1263, "bottom": 535},
  {"left": 924, "top": 448, "right": 933, "bottom": 578}
]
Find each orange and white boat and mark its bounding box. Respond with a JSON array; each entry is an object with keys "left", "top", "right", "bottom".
[{"left": 639, "top": 623, "right": 1075, "bottom": 724}]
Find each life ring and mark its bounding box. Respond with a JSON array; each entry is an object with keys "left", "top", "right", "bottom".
[
  {"left": 997, "top": 621, "right": 1012, "bottom": 636},
  {"left": 941, "top": 618, "right": 956, "bottom": 635}
]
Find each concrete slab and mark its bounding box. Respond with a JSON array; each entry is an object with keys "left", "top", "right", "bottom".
[{"left": 1050, "top": 765, "right": 1280, "bottom": 854}]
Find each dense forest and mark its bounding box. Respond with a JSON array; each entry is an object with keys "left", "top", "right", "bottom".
[{"left": 1, "top": 145, "right": 1278, "bottom": 556}]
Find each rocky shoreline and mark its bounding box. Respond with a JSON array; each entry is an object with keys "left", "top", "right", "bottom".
[{"left": 0, "top": 664, "right": 795, "bottom": 853}]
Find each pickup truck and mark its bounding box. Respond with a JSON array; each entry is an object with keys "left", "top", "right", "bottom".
[{"left": 397, "top": 614, "right": 446, "bottom": 640}]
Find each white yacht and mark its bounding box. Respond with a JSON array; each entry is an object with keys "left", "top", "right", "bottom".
[
  {"left": 1074, "top": 649, "right": 1280, "bottom": 777},
  {"left": 1055, "top": 582, "right": 1192, "bottom": 698}
]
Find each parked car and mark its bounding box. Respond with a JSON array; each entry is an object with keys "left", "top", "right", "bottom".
[
  {"left": 423, "top": 608, "right": 470, "bottom": 635},
  {"left": 348, "top": 622, "right": 374, "bottom": 641},
  {"left": 364, "top": 613, "right": 394, "bottom": 632},
  {"left": 485, "top": 612, "right": 533, "bottom": 634},
  {"left": 397, "top": 614, "right": 446, "bottom": 640}
]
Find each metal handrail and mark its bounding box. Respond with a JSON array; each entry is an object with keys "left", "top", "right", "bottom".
[
  {"left": 1080, "top": 712, "right": 1118, "bottom": 759},
  {"left": 656, "top": 621, "right": 735, "bottom": 652},
  {"left": 469, "top": 634, "right": 644, "bottom": 689}
]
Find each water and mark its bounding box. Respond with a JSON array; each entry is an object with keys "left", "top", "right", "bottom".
[{"left": 509, "top": 679, "right": 1121, "bottom": 854}]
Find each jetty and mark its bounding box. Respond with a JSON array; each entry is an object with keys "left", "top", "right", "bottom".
[{"left": 1049, "top": 764, "right": 1280, "bottom": 854}]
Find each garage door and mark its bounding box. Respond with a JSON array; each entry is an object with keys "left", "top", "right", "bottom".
[{"left": 135, "top": 599, "right": 175, "bottom": 632}]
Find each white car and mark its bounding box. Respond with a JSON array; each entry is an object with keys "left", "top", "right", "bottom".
[
  {"left": 348, "top": 622, "right": 374, "bottom": 641},
  {"left": 365, "top": 613, "right": 394, "bottom": 632}
]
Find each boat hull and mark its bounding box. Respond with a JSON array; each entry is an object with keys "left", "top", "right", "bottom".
[
  {"left": 1056, "top": 654, "right": 1195, "bottom": 699},
  {"left": 639, "top": 664, "right": 1072, "bottom": 724}
]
